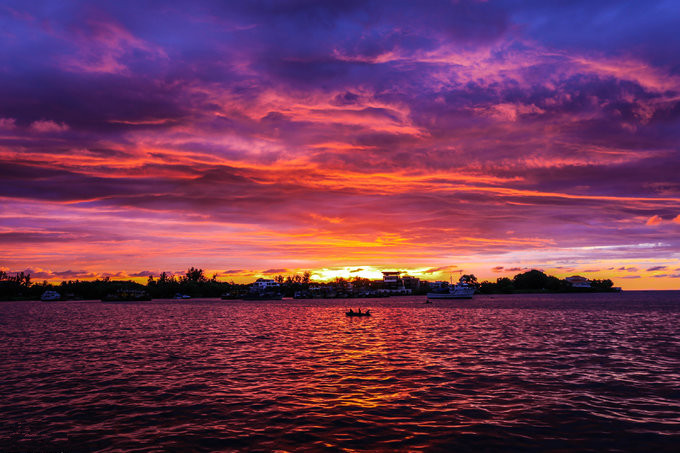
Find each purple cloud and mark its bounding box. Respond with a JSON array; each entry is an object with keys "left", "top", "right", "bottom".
[{"left": 1, "top": 1, "right": 679, "bottom": 288}]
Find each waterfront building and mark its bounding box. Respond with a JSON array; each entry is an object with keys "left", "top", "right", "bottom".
[
  {"left": 402, "top": 275, "right": 420, "bottom": 290},
  {"left": 382, "top": 271, "right": 401, "bottom": 289},
  {"left": 429, "top": 281, "right": 448, "bottom": 291},
  {"left": 565, "top": 276, "right": 591, "bottom": 288}
]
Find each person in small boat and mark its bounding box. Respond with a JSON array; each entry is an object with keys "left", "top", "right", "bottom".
[{"left": 348, "top": 308, "right": 354, "bottom": 314}]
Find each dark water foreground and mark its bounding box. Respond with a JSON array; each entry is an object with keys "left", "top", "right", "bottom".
[{"left": 1, "top": 292, "right": 679, "bottom": 452}]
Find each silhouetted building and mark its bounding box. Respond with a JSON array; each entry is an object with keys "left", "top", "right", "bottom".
[
  {"left": 565, "top": 276, "right": 591, "bottom": 288},
  {"left": 382, "top": 271, "right": 402, "bottom": 289},
  {"left": 402, "top": 275, "right": 420, "bottom": 289},
  {"left": 430, "top": 281, "right": 448, "bottom": 291}
]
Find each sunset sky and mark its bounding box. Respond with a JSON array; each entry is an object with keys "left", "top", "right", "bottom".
[{"left": 1, "top": 1, "right": 679, "bottom": 289}]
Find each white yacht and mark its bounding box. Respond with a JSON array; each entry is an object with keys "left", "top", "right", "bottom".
[
  {"left": 427, "top": 279, "right": 475, "bottom": 299},
  {"left": 40, "top": 290, "right": 61, "bottom": 301}
]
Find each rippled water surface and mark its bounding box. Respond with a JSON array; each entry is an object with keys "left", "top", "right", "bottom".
[{"left": 2, "top": 292, "right": 680, "bottom": 451}]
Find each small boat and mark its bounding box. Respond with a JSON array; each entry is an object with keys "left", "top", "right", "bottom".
[
  {"left": 346, "top": 310, "right": 371, "bottom": 317},
  {"left": 40, "top": 290, "right": 61, "bottom": 301}
]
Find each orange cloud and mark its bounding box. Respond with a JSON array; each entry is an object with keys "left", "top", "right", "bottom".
[{"left": 646, "top": 215, "right": 663, "bottom": 226}]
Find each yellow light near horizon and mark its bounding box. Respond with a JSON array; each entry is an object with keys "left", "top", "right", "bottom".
[{"left": 312, "top": 267, "right": 386, "bottom": 281}]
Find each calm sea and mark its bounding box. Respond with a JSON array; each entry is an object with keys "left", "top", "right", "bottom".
[{"left": 1, "top": 292, "right": 679, "bottom": 452}]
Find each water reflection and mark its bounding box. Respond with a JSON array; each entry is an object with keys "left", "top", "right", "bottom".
[{"left": 1, "top": 293, "right": 679, "bottom": 451}]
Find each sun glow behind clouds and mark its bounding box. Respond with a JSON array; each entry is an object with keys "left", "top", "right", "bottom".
[
  {"left": 1, "top": 1, "right": 680, "bottom": 289},
  {"left": 312, "top": 267, "right": 386, "bottom": 282}
]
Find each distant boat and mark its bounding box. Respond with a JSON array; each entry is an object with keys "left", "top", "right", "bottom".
[
  {"left": 346, "top": 309, "right": 371, "bottom": 317},
  {"left": 101, "top": 288, "right": 151, "bottom": 302},
  {"left": 40, "top": 290, "right": 61, "bottom": 301},
  {"left": 427, "top": 279, "right": 475, "bottom": 299}
]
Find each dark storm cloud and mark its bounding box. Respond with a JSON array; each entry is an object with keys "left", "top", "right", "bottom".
[
  {"left": 0, "top": 72, "right": 192, "bottom": 133},
  {"left": 0, "top": 162, "right": 168, "bottom": 202}
]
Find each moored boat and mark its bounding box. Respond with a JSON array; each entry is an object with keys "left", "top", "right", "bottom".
[
  {"left": 242, "top": 292, "right": 283, "bottom": 300},
  {"left": 427, "top": 279, "right": 475, "bottom": 299},
  {"left": 101, "top": 288, "right": 151, "bottom": 302},
  {"left": 40, "top": 290, "right": 61, "bottom": 301}
]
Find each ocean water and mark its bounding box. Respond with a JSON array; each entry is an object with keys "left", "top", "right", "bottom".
[{"left": 1, "top": 292, "right": 679, "bottom": 451}]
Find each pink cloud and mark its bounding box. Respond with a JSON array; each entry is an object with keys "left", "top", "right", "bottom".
[
  {"left": 479, "top": 103, "right": 545, "bottom": 122},
  {"left": 60, "top": 18, "right": 167, "bottom": 75},
  {"left": 0, "top": 118, "right": 16, "bottom": 129},
  {"left": 30, "top": 120, "right": 69, "bottom": 133}
]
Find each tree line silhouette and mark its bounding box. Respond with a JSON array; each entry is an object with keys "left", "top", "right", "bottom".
[
  {"left": 0, "top": 267, "right": 238, "bottom": 300},
  {"left": 0, "top": 267, "right": 616, "bottom": 300},
  {"left": 476, "top": 269, "right": 614, "bottom": 293}
]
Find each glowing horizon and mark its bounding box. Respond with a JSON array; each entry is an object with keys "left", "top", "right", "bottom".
[{"left": 1, "top": 1, "right": 679, "bottom": 290}]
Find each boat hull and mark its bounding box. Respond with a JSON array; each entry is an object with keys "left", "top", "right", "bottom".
[
  {"left": 242, "top": 293, "right": 283, "bottom": 300},
  {"left": 40, "top": 291, "right": 61, "bottom": 301},
  {"left": 427, "top": 284, "right": 475, "bottom": 299},
  {"left": 426, "top": 293, "right": 474, "bottom": 299},
  {"left": 101, "top": 296, "right": 152, "bottom": 302},
  {"left": 101, "top": 291, "right": 151, "bottom": 302}
]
